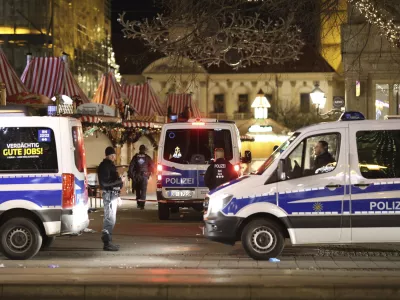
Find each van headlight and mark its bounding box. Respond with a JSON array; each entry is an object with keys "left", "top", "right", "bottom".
[{"left": 210, "top": 194, "right": 233, "bottom": 214}]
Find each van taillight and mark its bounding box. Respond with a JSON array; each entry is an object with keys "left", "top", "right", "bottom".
[
  {"left": 157, "top": 164, "right": 162, "bottom": 188},
  {"left": 234, "top": 164, "right": 240, "bottom": 172},
  {"left": 62, "top": 173, "right": 75, "bottom": 209}
]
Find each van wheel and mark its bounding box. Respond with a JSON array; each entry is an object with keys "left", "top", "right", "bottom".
[
  {"left": 241, "top": 219, "right": 284, "bottom": 260},
  {"left": 0, "top": 218, "right": 42, "bottom": 260},
  {"left": 41, "top": 236, "right": 56, "bottom": 250},
  {"left": 158, "top": 203, "right": 170, "bottom": 220}
]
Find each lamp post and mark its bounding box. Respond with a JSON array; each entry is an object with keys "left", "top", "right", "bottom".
[
  {"left": 251, "top": 89, "right": 271, "bottom": 119},
  {"left": 310, "top": 82, "right": 326, "bottom": 114}
]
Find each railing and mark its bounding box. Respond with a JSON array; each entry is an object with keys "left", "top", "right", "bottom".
[
  {"left": 233, "top": 112, "right": 253, "bottom": 120},
  {"left": 208, "top": 113, "right": 228, "bottom": 120}
]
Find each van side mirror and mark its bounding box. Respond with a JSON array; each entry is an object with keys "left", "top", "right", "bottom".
[
  {"left": 241, "top": 150, "right": 252, "bottom": 163},
  {"left": 278, "top": 159, "right": 286, "bottom": 181}
]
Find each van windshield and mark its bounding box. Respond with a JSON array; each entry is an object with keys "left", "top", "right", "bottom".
[
  {"left": 254, "top": 133, "right": 299, "bottom": 175},
  {"left": 164, "top": 129, "right": 233, "bottom": 164}
]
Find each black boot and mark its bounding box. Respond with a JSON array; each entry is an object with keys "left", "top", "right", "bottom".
[
  {"left": 110, "top": 235, "right": 120, "bottom": 248},
  {"left": 103, "top": 242, "right": 120, "bottom": 251},
  {"left": 102, "top": 233, "right": 119, "bottom": 251}
]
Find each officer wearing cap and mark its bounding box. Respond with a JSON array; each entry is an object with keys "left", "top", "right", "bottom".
[
  {"left": 97, "top": 146, "right": 123, "bottom": 251},
  {"left": 204, "top": 148, "right": 239, "bottom": 191},
  {"left": 128, "top": 145, "right": 154, "bottom": 209}
]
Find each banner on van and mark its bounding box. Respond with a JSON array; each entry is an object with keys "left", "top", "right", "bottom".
[{"left": 2, "top": 142, "right": 44, "bottom": 159}]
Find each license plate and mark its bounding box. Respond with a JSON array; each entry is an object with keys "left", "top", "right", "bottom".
[{"left": 168, "top": 190, "right": 193, "bottom": 198}]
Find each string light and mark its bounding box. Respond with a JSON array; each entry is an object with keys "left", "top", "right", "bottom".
[{"left": 349, "top": 0, "right": 400, "bottom": 47}]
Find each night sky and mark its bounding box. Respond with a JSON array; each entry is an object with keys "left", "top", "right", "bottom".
[{"left": 111, "top": 0, "right": 161, "bottom": 74}]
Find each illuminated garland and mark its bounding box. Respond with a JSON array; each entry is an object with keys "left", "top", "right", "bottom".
[
  {"left": 349, "top": 0, "right": 400, "bottom": 47},
  {"left": 82, "top": 122, "right": 161, "bottom": 146}
]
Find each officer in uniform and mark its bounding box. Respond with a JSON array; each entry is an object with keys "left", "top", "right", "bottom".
[
  {"left": 97, "top": 146, "right": 123, "bottom": 251},
  {"left": 204, "top": 148, "right": 239, "bottom": 191},
  {"left": 128, "top": 145, "right": 154, "bottom": 209}
]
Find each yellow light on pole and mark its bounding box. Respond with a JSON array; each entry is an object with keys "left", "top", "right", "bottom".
[
  {"left": 251, "top": 89, "right": 271, "bottom": 119},
  {"left": 310, "top": 83, "right": 326, "bottom": 114}
]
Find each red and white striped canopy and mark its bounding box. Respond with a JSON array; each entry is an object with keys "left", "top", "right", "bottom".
[
  {"left": 121, "top": 82, "right": 164, "bottom": 116},
  {"left": 166, "top": 93, "right": 201, "bottom": 118},
  {"left": 0, "top": 48, "right": 29, "bottom": 97},
  {"left": 92, "top": 71, "right": 135, "bottom": 111},
  {"left": 21, "top": 56, "right": 89, "bottom": 103}
]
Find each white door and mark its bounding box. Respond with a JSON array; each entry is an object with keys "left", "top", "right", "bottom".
[
  {"left": 349, "top": 121, "right": 400, "bottom": 242},
  {"left": 277, "top": 128, "right": 348, "bottom": 244}
]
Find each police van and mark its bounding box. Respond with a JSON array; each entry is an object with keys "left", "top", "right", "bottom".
[
  {"left": 156, "top": 118, "right": 251, "bottom": 220},
  {"left": 204, "top": 112, "right": 400, "bottom": 260},
  {"left": 0, "top": 115, "right": 89, "bottom": 260}
]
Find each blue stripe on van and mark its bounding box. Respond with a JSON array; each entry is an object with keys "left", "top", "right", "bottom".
[
  {"left": 221, "top": 184, "right": 400, "bottom": 216},
  {"left": 0, "top": 176, "right": 61, "bottom": 185},
  {"left": 0, "top": 190, "right": 62, "bottom": 207}
]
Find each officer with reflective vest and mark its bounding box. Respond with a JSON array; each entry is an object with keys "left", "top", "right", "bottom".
[
  {"left": 204, "top": 148, "right": 238, "bottom": 191},
  {"left": 128, "top": 145, "right": 154, "bottom": 209}
]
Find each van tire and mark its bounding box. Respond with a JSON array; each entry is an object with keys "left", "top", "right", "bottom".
[
  {"left": 158, "top": 203, "right": 170, "bottom": 220},
  {"left": 0, "top": 218, "right": 42, "bottom": 260},
  {"left": 41, "top": 236, "right": 56, "bottom": 250},
  {"left": 241, "top": 218, "right": 284, "bottom": 260}
]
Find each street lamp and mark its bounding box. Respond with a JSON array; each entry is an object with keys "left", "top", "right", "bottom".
[
  {"left": 310, "top": 82, "right": 326, "bottom": 114},
  {"left": 251, "top": 89, "right": 271, "bottom": 119}
]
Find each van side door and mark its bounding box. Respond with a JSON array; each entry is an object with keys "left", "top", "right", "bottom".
[
  {"left": 349, "top": 122, "right": 400, "bottom": 242},
  {"left": 277, "top": 128, "right": 347, "bottom": 244}
]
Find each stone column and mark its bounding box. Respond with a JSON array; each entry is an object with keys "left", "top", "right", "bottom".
[
  {"left": 389, "top": 83, "right": 396, "bottom": 115},
  {"left": 225, "top": 80, "right": 234, "bottom": 118},
  {"left": 199, "top": 81, "right": 207, "bottom": 116}
]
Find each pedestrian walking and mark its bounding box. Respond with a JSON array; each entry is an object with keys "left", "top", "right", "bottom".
[
  {"left": 97, "top": 146, "right": 123, "bottom": 251},
  {"left": 204, "top": 148, "right": 239, "bottom": 191},
  {"left": 128, "top": 145, "right": 154, "bottom": 209}
]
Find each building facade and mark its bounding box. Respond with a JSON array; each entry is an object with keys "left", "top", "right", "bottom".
[
  {"left": 342, "top": 3, "right": 400, "bottom": 120},
  {"left": 0, "top": 0, "right": 115, "bottom": 98}
]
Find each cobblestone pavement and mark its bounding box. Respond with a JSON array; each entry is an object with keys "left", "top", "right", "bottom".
[{"left": 1, "top": 199, "right": 400, "bottom": 271}]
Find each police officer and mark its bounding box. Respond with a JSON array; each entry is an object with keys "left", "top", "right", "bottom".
[
  {"left": 97, "top": 146, "right": 123, "bottom": 251},
  {"left": 128, "top": 145, "right": 154, "bottom": 209},
  {"left": 204, "top": 148, "right": 239, "bottom": 191}
]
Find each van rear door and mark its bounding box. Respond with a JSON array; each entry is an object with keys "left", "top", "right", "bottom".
[{"left": 161, "top": 125, "right": 235, "bottom": 200}]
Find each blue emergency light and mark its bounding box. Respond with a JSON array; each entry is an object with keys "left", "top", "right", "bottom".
[{"left": 339, "top": 111, "right": 365, "bottom": 121}]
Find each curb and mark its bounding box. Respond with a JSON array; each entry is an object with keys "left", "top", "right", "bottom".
[{"left": 2, "top": 283, "right": 400, "bottom": 300}]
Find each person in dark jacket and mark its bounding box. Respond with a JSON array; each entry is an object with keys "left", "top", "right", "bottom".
[
  {"left": 204, "top": 148, "right": 239, "bottom": 191},
  {"left": 128, "top": 145, "right": 154, "bottom": 209},
  {"left": 313, "top": 140, "right": 335, "bottom": 172},
  {"left": 97, "top": 146, "right": 123, "bottom": 251}
]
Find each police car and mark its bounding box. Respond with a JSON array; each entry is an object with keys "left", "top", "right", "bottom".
[
  {"left": 156, "top": 118, "right": 251, "bottom": 220},
  {"left": 204, "top": 111, "right": 400, "bottom": 260},
  {"left": 0, "top": 113, "right": 89, "bottom": 260}
]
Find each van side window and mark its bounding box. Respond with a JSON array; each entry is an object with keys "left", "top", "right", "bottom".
[
  {"left": 356, "top": 130, "right": 400, "bottom": 179},
  {"left": 163, "top": 129, "right": 233, "bottom": 164},
  {"left": 284, "top": 133, "right": 340, "bottom": 180},
  {"left": 0, "top": 127, "right": 58, "bottom": 173}
]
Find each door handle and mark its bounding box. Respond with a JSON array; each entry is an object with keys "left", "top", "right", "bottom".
[
  {"left": 354, "top": 183, "right": 370, "bottom": 188},
  {"left": 200, "top": 173, "right": 205, "bottom": 176},
  {"left": 325, "top": 184, "right": 341, "bottom": 189}
]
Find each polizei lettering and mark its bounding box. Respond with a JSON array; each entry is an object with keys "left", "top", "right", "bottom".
[
  {"left": 165, "top": 178, "right": 195, "bottom": 185},
  {"left": 370, "top": 201, "right": 400, "bottom": 211}
]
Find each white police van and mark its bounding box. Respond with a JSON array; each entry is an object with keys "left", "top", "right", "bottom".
[
  {"left": 156, "top": 118, "right": 251, "bottom": 220},
  {"left": 0, "top": 114, "right": 89, "bottom": 260},
  {"left": 204, "top": 112, "right": 400, "bottom": 260}
]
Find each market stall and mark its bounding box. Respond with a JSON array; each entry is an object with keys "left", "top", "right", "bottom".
[{"left": 21, "top": 54, "right": 89, "bottom": 105}]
